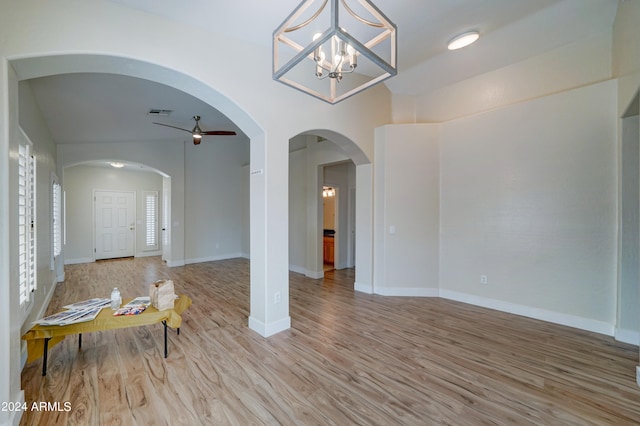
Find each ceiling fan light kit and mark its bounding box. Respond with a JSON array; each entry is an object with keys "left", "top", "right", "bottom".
[
  {"left": 153, "top": 115, "right": 236, "bottom": 145},
  {"left": 273, "top": 0, "right": 397, "bottom": 104}
]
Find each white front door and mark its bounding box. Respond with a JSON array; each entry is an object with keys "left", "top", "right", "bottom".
[
  {"left": 161, "top": 177, "right": 171, "bottom": 262},
  {"left": 94, "top": 190, "right": 135, "bottom": 260}
]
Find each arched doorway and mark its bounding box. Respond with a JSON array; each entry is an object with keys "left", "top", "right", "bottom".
[
  {"left": 8, "top": 54, "right": 280, "bottom": 335},
  {"left": 288, "top": 129, "right": 374, "bottom": 293}
]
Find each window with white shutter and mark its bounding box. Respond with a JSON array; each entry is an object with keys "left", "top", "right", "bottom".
[
  {"left": 144, "top": 191, "right": 158, "bottom": 251},
  {"left": 52, "top": 179, "right": 62, "bottom": 259},
  {"left": 18, "top": 143, "right": 36, "bottom": 305}
]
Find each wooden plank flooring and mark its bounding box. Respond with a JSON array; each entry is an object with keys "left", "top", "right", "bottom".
[{"left": 20, "top": 256, "right": 640, "bottom": 425}]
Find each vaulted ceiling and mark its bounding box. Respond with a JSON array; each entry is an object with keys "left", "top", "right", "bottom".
[{"left": 25, "top": 0, "right": 619, "bottom": 146}]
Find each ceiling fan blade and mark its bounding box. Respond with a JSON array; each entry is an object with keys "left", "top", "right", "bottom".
[
  {"left": 201, "top": 130, "right": 237, "bottom": 136},
  {"left": 153, "top": 122, "right": 191, "bottom": 133}
]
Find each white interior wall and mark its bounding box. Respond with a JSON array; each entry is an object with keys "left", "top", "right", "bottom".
[
  {"left": 241, "top": 165, "right": 250, "bottom": 259},
  {"left": 184, "top": 137, "right": 249, "bottom": 263},
  {"left": 440, "top": 80, "right": 618, "bottom": 334},
  {"left": 63, "top": 165, "right": 164, "bottom": 263},
  {"left": 611, "top": 0, "right": 640, "bottom": 378},
  {"left": 354, "top": 163, "right": 374, "bottom": 294},
  {"left": 618, "top": 115, "right": 640, "bottom": 343},
  {"left": 373, "top": 124, "right": 440, "bottom": 295},
  {"left": 289, "top": 147, "right": 307, "bottom": 273},
  {"left": 1, "top": 59, "right": 21, "bottom": 426}
]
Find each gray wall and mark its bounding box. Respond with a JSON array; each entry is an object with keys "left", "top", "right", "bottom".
[{"left": 184, "top": 138, "right": 249, "bottom": 263}]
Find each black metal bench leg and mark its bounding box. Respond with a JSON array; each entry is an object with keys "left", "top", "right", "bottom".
[
  {"left": 78, "top": 333, "right": 82, "bottom": 349},
  {"left": 177, "top": 328, "right": 180, "bottom": 336},
  {"left": 42, "top": 338, "right": 51, "bottom": 376},
  {"left": 163, "top": 321, "right": 168, "bottom": 358}
]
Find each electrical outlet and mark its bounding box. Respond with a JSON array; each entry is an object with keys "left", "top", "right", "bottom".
[
  {"left": 480, "top": 275, "right": 488, "bottom": 284},
  {"left": 274, "top": 292, "right": 281, "bottom": 304}
]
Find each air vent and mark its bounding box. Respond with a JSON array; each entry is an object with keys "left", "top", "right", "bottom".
[{"left": 147, "top": 109, "right": 173, "bottom": 116}]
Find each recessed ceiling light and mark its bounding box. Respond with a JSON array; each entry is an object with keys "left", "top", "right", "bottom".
[
  {"left": 109, "top": 162, "right": 125, "bottom": 168},
  {"left": 448, "top": 31, "right": 480, "bottom": 50}
]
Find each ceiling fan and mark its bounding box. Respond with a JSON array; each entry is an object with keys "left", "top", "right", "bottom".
[{"left": 153, "top": 115, "right": 236, "bottom": 145}]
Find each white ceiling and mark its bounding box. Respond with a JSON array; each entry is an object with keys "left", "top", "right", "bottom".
[{"left": 26, "top": 0, "right": 619, "bottom": 146}]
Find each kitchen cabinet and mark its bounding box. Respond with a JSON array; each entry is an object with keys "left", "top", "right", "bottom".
[{"left": 323, "top": 236, "right": 334, "bottom": 264}]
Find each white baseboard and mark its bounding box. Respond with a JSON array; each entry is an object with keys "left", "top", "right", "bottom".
[
  {"left": 375, "top": 287, "right": 440, "bottom": 297},
  {"left": 20, "top": 340, "right": 27, "bottom": 372},
  {"left": 289, "top": 264, "right": 307, "bottom": 275},
  {"left": 67, "top": 253, "right": 161, "bottom": 264},
  {"left": 288, "top": 264, "right": 324, "bottom": 279},
  {"left": 249, "top": 316, "right": 291, "bottom": 337},
  {"left": 305, "top": 270, "right": 324, "bottom": 279},
  {"left": 136, "top": 250, "right": 162, "bottom": 258},
  {"left": 184, "top": 253, "right": 244, "bottom": 265},
  {"left": 64, "top": 257, "right": 94, "bottom": 265},
  {"left": 39, "top": 279, "right": 58, "bottom": 321},
  {"left": 615, "top": 328, "right": 640, "bottom": 345},
  {"left": 354, "top": 281, "right": 373, "bottom": 294},
  {"left": 440, "top": 289, "right": 615, "bottom": 337},
  {"left": 166, "top": 259, "right": 186, "bottom": 267}
]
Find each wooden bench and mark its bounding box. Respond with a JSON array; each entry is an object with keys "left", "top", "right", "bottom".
[{"left": 22, "top": 294, "right": 192, "bottom": 376}]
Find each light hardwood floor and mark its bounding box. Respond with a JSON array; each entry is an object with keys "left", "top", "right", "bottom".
[{"left": 21, "top": 257, "right": 640, "bottom": 425}]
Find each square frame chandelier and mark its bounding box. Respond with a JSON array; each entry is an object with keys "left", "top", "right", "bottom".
[{"left": 273, "top": 0, "right": 397, "bottom": 104}]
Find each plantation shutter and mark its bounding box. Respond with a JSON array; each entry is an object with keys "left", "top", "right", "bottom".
[
  {"left": 18, "top": 143, "right": 36, "bottom": 304},
  {"left": 52, "top": 181, "right": 62, "bottom": 257},
  {"left": 144, "top": 191, "right": 158, "bottom": 251}
]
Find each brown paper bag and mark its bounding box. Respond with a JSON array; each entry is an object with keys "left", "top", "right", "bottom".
[{"left": 150, "top": 279, "right": 175, "bottom": 311}]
